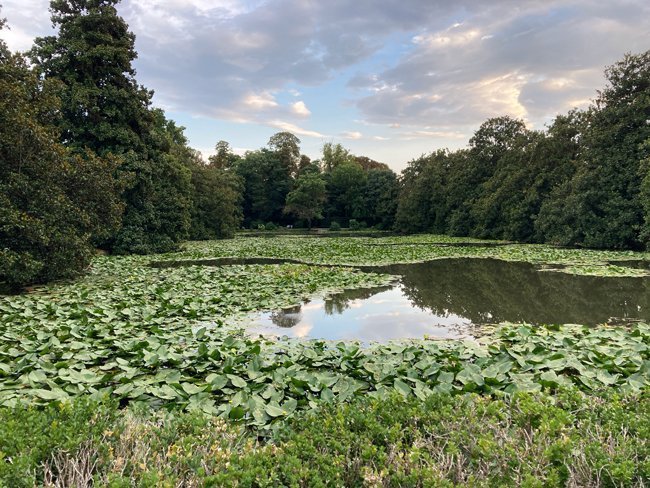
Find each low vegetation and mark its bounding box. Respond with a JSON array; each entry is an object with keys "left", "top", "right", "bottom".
[{"left": 1, "top": 390, "right": 647, "bottom": 487}]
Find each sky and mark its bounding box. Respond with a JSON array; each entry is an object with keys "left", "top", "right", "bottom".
[{"left": 1, "top": 0, "right": 649, "bottom": 172}]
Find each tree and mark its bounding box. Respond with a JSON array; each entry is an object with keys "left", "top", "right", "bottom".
[
  {"left": 297, "top": 154, "right": 320, "bottom": 176},
  {"left": 284, "top": 174, "right": 327, "bottom": 228},
  {"left": 30, "top": 0, "right": 151, "bottom": 155},
  {"left": 1, "top": 18, "right": 123, "bottom": 287},
  {"left": 268, "top": 131, "right": 301, "bottom": 176},
  {"left": 354, "top": 156, "right": 390, "bottom": 172},
  {"left": 188, "top": 150, "right": 243, "bottom": 239},
  {"left": 31, "top": 0, "right": 192, "bottom": 254},
  {"left": 326, "top": 161, "right": 368, "bottom": 225},
  {"left": 321, "top": 142, "right": 353, "bottom": 172},
  {"left": 365, "top": 169, "right": 399, "bottom": 229},
  {"left": 208, "top": 140, "right": 240, "bottom": 170},
  {"left": 641, "top": 139, "right": 650, "bottom": 249},
  {"left": 536, "top": 51, "right": 650, "bottom": 248},
  {"left": 395, "top": 150, "right": 452, "bottom": 233},
  {"left": 234, "top": 149, "right": 292, "bottom": 226}
]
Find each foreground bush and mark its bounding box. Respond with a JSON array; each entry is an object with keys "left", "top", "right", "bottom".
[{"left": 1, "top": 390, "right": 647, "bottom": 487}]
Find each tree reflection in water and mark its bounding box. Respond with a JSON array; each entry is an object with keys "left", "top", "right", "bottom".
[{"left": 251, "top": 258, "right": 650, "bottom": 342}]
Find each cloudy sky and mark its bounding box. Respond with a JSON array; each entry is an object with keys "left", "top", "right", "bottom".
[{"left": 1, "top": 0, "right": 649, "bottom": 171}]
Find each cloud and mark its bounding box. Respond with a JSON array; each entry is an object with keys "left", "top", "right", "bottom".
[
  {"left": 341, "top": 131, "right": 363, "bottom": 139},
  {"left": 350, "top": 0, "right": 650, "bottom": 131},
  {"left": 398, "top": 130, "right": 467, "bottom": 140},
  {"left": 267, "top": 120, "right": 325, "bottom": 138},
  {"left": 1, "top": 0, "right": 649, "bottom": 166},
  {"left": 243, "top": 92, "right": 279, "bottom": 109},
  {"left": 290, "top": 101, "right": 311, "bottom": 117}
]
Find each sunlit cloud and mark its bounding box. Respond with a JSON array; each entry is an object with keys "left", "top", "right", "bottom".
[
  {"left": 290, "top": 100, "right": 311, "bottom": 117},
  {"left": 1, "top": 0, "right": 648, "bottom": 170},
  {"left": 267, "top": 120, "right": 325, "bottom": 138},
  {"left": 341, "top": 131, "right": 363, "bottom": 140}
]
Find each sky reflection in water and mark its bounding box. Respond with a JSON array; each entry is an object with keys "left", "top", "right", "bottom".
[{"left": 250, "top": 285, "right": 471, "bottom": 342}]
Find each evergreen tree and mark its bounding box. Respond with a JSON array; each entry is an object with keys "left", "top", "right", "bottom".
[
  {"left": 1, "top": 17, "right": 122, "bottom": 287},
  {"left": 31, "top": 0, "right": 192, "bottom": 254}
]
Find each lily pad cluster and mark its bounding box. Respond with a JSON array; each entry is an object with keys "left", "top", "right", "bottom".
[
  {"left": 1, "top": 235, "right": 649, "bottom": 430},
  {"left": 174, "top": 235, "right": 650, "bottom": 277}
]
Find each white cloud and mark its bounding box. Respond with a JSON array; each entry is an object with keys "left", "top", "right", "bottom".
[
  {"left": 243, "top": 92, "right": 279, "bottom": 109},
  {"left": 350, "top": 0, "right": 650, "bottom": 133},
  {"left": 267, "top": 120, "right": 325, "bottom": 138},
  {"left": 1, "top": 0, "right": 649, "bottom": 169},
  {"left": 341, "top": 131, "right": 363, "bottom": 139},
  {"left": 290, "top": 100, "right": 311, "bottom": 117}
]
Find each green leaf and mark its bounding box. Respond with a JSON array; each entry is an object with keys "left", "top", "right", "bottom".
[
  {"left": 394, "top": 378, "right": 411, "bottom": 397},
  {"left": 227, "top": 374, "right": 247, "bottom": 388}
]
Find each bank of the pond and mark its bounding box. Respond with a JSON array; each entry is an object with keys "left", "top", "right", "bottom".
[{"left": 1, "top": 390, "right": 647, "bottom": 487}]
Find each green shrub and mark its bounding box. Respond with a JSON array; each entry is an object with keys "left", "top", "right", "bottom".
[
  {"left": 1, "top": 391, "right": 647, "bottom": 487},
  {"left": 0, "top": 399, "right": 117, "bottom": 488},
  {"left": 213, "top": 391, "right": 649, "bottom": 487},
  {"left": 329, "top": 221, "right": 341, "bottom": 231},
  {"left": 264, "top": 222, "right": 278, "bottom": 231},
  {"left": 348, "top": 219, "right": 361, "bottom": 230}
]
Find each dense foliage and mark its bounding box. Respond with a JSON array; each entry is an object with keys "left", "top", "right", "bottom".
[
  {"left": 28, "top": 0, "right": 239, "bottom": 255},
  {"left": 231, "top": 137, "right": 400, "bottom": 230},
  {"left": 0, "top": 19, "right": 123, "bottom": 288},
  {"left": 0, "top": 391, "right": 647, "bottom": 486},
  {"left": 0, "top": 2, "right": 242, "bottom": 287},
  {"left": 397, "top": 51, "right": 650, "bottom": 250}
]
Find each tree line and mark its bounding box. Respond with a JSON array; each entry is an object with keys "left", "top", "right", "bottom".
[
  {"left": 219, "top": 137, "right": 398, "bottom": 231},
  {"left": 396, "top": 51, "right": 650, "bottom": 250},
  {"left": 1, "top": 0, "right": 649, "bottom": 289}
]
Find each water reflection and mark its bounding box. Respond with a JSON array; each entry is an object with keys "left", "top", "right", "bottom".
[
  {"left": 249, "top": 258, "right": 650, "bottom": 342},
  {"left": 371, "top": 259, "right": 649, "bottom": 326},
  {"left": 252, "top": 285, "right": 471, "bottom": 342}
]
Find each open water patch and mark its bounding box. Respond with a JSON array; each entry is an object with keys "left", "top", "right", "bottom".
[{"left": 247, "top": 258, "right": 650, "bottom": 343}]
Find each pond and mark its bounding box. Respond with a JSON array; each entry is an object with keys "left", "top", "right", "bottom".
[{"left": 247, "top": 258, "right": 650, "bottom": 342}]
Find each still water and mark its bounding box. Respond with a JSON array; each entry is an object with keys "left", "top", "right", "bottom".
[{"left": 248, "top": 259, "right": 650, "bottom": 342}]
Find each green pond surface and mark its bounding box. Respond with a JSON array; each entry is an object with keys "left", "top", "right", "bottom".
[{"left": 246, "top": 258, "right": 650, "bottom": 342}]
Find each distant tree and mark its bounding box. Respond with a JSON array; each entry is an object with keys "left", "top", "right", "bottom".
[
  {"left": 188, "top": 150, "right": 243, "bottom": 239},
  {"left": 268, "top": 131, "right": 301, "bottom": 176},
  {"left": 208, "top": 140, "right": 240, "bottom": 170},
  {"left": 322, "top": 142, "right": 353, "bottom": 172},
  {"left": 641, "top": 139, "right": 650, "bottom": 249},
  {"left": 284, "top": 174, "right": 327, "bottom": 228},
  {"left": 234, "top": 149, "right": 292, "bottom": 226},
  {"left": 365, "top": 169, "right": 399, "bottom": 228},
  {"left": 354, "top": 156, "right": 390, "bottom": 172},
  {"left": 326, "top": 161, "right": 367, "bottom": 225},
  {"left": 395, "top": 150, "right": 452, "bottom": 233},
  {"left": 297, "top": 154, "right": 320, "bottom": 176},
  {"left": 1, "top": 20, "right": 123, "bottom": 287}
]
